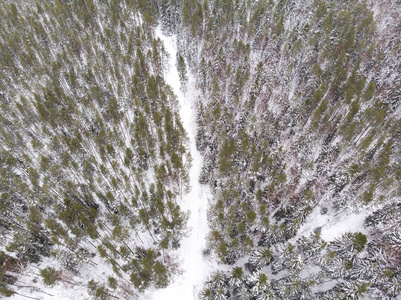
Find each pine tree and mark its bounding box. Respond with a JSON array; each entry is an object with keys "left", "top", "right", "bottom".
[{"left": 40, "top": 267, "right": 59, "bottom": 286}]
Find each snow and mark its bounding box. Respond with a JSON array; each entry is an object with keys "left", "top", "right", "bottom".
[
  {"left": 311, "top": 279, "right": 339, "bottom": 293},
  {"left": 297, "top": 205, "right": 369, "bottom": 242},
  {"left": 143, "top": 28, "right": 214, "bottom": 300},
  {"left": 320, "top": 211, "right": 369, "bottom": 241}
]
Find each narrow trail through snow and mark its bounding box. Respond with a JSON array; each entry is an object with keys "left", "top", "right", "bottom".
[{"left": 146, "top": 29, "right": 213, "bottom": 300}]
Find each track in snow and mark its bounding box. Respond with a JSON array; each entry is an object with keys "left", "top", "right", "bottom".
[{"left": 146, "top": 29, "right": 213, "bottom": 300}]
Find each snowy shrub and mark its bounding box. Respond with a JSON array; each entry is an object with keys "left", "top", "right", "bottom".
[
  {"left": 229, "top": 267, "right": 244, "bottom": 288},
  {"left": 249, "top": 247, "right": 273, "bottom": 270},
  {"left": 248, "top": 270, "right": 271, "bottom": 297},
  {"left": 340, "top": 280, "right": 368, "bottom": 300},
  {"left": 200, "top": 270, "right": 229, "bottom": 300},
  {"left": 55, "top": 250, "right": 81, "bottom": 274},
  {"left": 297, "top": 229, "right": 327, "bottom": 263},
  {"left": 328, "top": 232, "right": 367, "bottom": 259},
  {"left": 364, "top": 202, "right": 401, "bottom": 227}
]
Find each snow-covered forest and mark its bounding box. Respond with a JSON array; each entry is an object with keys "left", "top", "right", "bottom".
[{"left": 0, "top": 0, "right": 400, "bottom": 299}]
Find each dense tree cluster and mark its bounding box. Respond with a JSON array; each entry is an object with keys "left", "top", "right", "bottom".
[
  {"left": 1, "top": 0, "right": 401, "bottom": 298},
  {"left": 154, "top": 0, "right": 401, "bottom": 298},
  {"left": 0, "top": 0, "right": 191, "bottom": 297}
]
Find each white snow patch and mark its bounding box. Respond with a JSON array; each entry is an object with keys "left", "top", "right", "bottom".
[
  {"left": 297, "top": 205, "right": 369, "bottom": 242},
  {"left": 299, "top": 265, "right": 321, "bottom": 279},
  {"left": 311, "top": 279, "right": 339, "bottom": 293},
  {"left": 320, "top": 211, "right": 368, "bottom": 242}
]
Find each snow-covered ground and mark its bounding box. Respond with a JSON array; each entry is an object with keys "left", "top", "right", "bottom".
[
  {"left": 144, "top": 28, "right": 214, "bottom": 300},
  {"left": 296, "top": 205, "right": 369, "bottom": 242}
]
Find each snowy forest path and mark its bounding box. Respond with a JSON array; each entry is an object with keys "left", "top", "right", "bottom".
[{"left": 147, "top": 29, "right": 212, "bottom": 299}]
